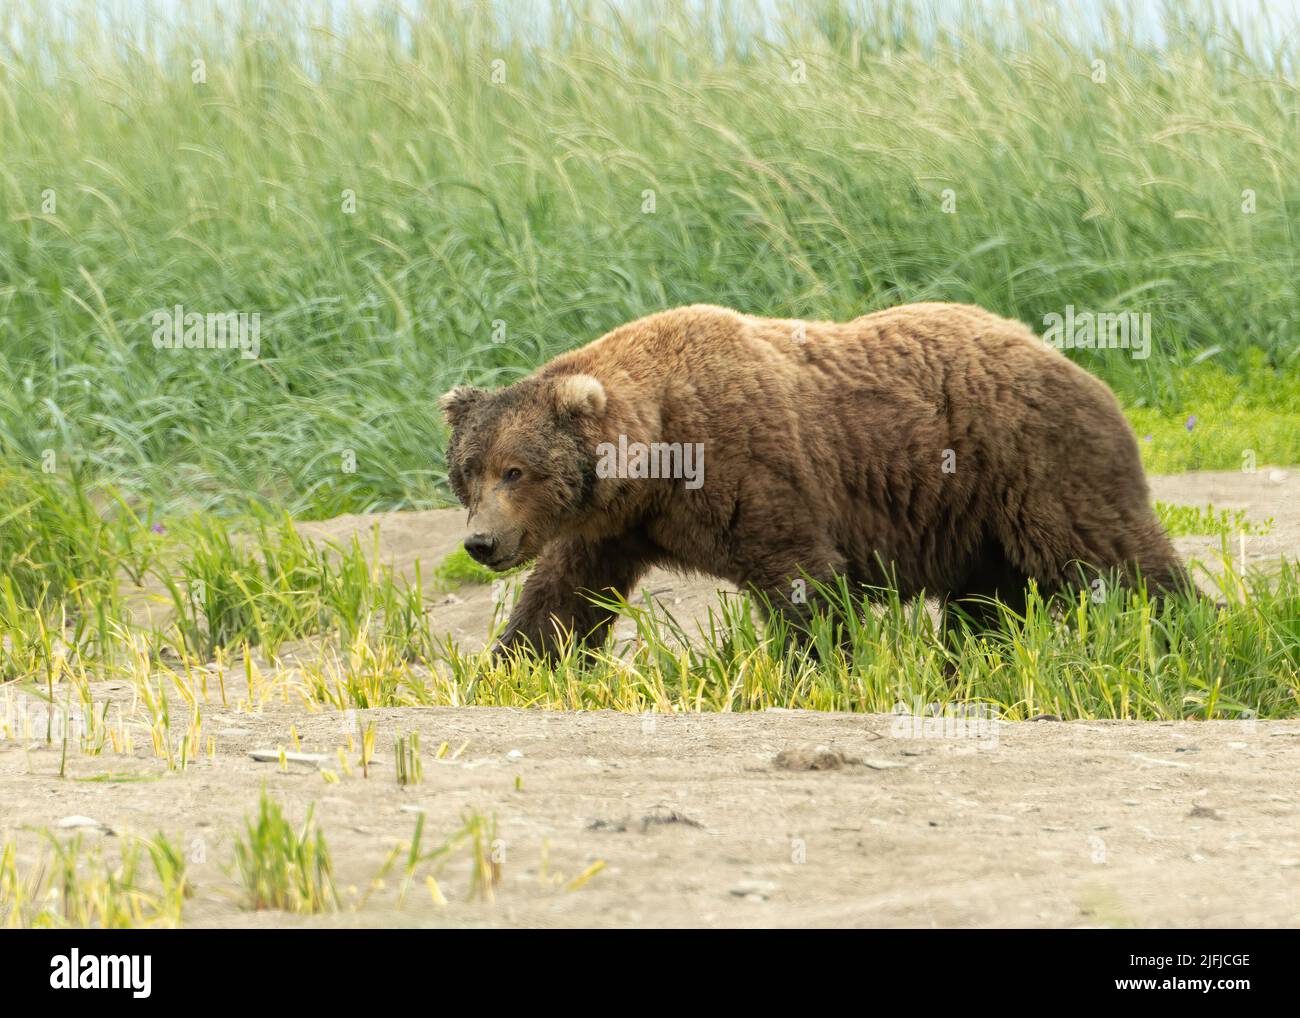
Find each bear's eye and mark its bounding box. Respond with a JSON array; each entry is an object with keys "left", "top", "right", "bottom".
[{"left": 502, "top": 467, "right": 523, "bottom": 484}]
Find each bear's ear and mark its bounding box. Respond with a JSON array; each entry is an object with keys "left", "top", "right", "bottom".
[
  {"left": 439, "top": 385, "right": 485, "bottom": 428},
  {"left": 552, "top": 374, "right": 607, "bottom": 419}
]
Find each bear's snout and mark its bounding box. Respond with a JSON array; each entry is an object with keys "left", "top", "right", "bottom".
[{"left": 464, "top": 532, "right": 498, "bottom": 564}]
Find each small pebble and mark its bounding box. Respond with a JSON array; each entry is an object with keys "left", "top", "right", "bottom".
[
  {"left": 57, "top": 815, "right": 114, "bottom": 835},
  {"left": 729, "top": 880, "right": 777, "bottom": 900}
]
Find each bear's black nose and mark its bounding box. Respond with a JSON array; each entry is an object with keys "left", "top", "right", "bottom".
[{"left": 464, "top": 533, "right": 497, "bottom": 564}]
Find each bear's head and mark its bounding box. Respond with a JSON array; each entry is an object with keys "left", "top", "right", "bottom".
[{"left": 439, "top": 373, "right": 607, "bottom": 570}]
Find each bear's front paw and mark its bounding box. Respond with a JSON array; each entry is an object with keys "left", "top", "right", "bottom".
[{"left": 490, "top": 622, "right": 550, "bottom": 664}]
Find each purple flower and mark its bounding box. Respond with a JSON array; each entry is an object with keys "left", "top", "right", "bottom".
[
  {"left": 1185, "top": 415, "right": 1197, "bottom": 432},
  {"left": 151, "top": 523, "right": 166, "bottom": 535}
]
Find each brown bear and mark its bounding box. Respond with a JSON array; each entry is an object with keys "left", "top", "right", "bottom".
[{"left": 440, "top": 302, "right": 1189, "bottom": 656}]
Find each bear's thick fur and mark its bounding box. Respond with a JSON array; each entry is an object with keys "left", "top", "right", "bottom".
[{"left": 441, "top": 303, "right": 1189, "bottom": 655}]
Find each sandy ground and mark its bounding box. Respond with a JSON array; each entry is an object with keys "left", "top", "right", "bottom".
[
  {"left": 6, "top": 706, "right": 1299, "bottom": 928},
  {"left": 1, "top": 469, "right": 1297, "bottom": 928}
]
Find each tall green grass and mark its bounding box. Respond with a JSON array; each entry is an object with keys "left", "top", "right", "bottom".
[{"left": 1, "top": 0, "right": 1297, "bottom": 516}]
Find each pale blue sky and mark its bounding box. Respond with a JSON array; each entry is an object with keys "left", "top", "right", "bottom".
[{"left": 25, "top": 0, "right": 1300, "bottom": 61}]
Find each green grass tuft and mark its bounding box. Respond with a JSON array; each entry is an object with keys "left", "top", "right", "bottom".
[
  {"left": 433, "top": 546, "right": 524, "bottom": 587},
  {"left": 232, "top": 789, "right": 337, "bottom": 914}
]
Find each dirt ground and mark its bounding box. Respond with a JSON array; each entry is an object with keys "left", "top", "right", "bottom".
[{"left": 1, "top": 469, "right": 1297, "bottom": 928}]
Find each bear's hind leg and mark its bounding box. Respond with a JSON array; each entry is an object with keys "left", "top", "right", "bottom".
[
  {"left": 943, "top": 538, "right": 1030, "bottom": 639},
  {"left": 1129, "top": 528, "right": 1197, "bottom": 605},
  {"left": 995, "top": 498, "right": 1195, "bottom": 611}
]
